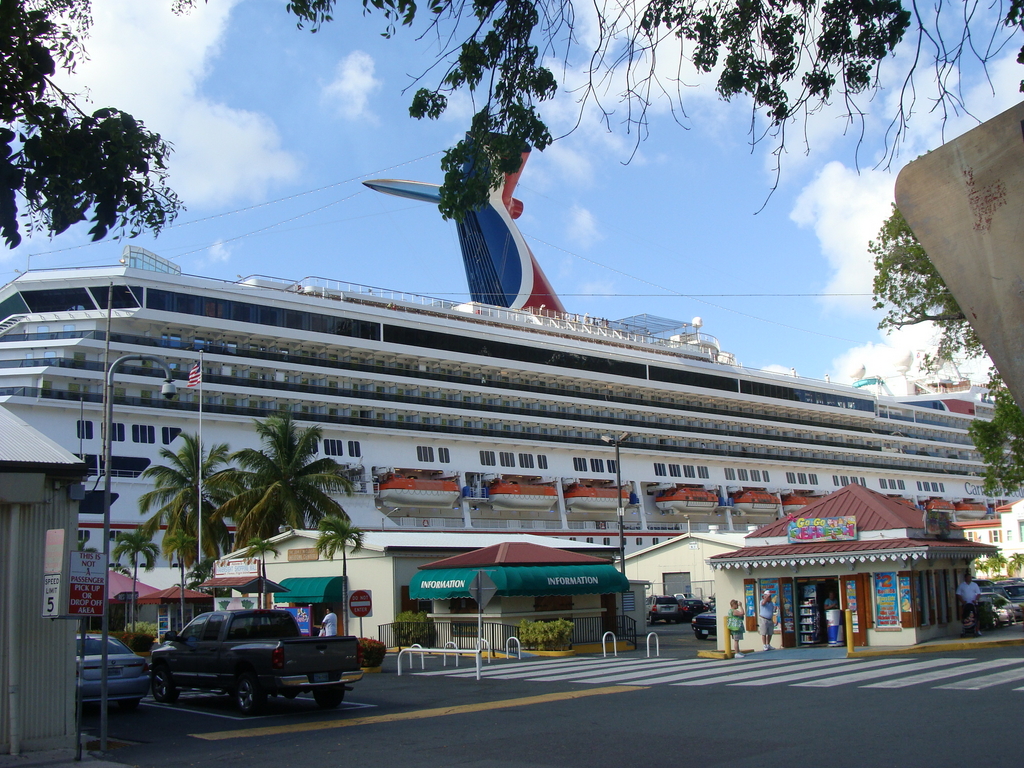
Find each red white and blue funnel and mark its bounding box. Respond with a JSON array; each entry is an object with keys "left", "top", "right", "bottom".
[{"left": 363, "top": 148, "right": 565, "bottom": 314}]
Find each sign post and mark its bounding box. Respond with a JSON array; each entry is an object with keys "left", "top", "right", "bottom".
[
  {"left": 349, "top": 590, "right": 372, "bottom": 638},
  {"left": 471, "top": 570, "right": 497, "bottom": 680}
]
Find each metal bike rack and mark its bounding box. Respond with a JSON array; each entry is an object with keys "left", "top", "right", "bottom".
[
  {"left": 602, "top": 631, "right": 618, "bottom": 658},
  {"left": 505, "top": 636, "right": 522, "bottom": 659},
  {"left": 443, "top": 641, "right": 460, "bottom": 667},
  {"left": 476, "top": 637, "right": 492, "bottom": 663},
  {"left": 397, "top": 646, "right": 472, "bottom": 676},
  {"left": 646, "top": 632, "right": 660, "bottom": 658}
]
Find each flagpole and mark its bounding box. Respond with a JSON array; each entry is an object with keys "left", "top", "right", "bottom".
[{"left": 197, "top": 350, "right": 204, "bottom": 571}]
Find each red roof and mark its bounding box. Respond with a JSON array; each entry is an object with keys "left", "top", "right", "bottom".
[
  {"left": 954, "top": 520, "right": 1001, "bottom": 529},
  {"left": 136, "top": 586, "right": 214, "bottom": 604},
  {"left": 107, "top": 571, "right": 160, "bottom": 602},
  {"left": 420, "top": 542, "right": 610, "bottom": 570},
  {"left": 712, "top": 537, "right": 997, "bottom": 562},
  {"left": 748, "top": 484, "right": 927, "bottom": 538}
]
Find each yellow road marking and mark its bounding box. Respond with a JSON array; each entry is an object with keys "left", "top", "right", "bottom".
[{"left": 191, "top": 685, "right": 647, "bottom": 741}]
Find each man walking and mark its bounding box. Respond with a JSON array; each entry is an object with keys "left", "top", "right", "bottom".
[
  {"left": 956, "top": 572, "right": 982, "bottom": 637},
  {"left": 759, "top": 590, "right": 777, "bottom": 650}
]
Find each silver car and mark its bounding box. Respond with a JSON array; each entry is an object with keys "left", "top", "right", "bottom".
[{"left": 77, "top": 635, "right": 151, "bottom": 711}]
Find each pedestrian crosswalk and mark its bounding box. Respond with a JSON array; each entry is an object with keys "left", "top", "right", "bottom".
[{"left": 414, "top": 654, "right": 1024, "bottom": 691}]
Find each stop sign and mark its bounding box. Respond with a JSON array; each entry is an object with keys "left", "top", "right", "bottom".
[{"left": 349, "top": 590, "right": 372, "bottom": 618}]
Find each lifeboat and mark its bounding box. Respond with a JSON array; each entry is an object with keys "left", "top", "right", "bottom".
[
  {"left": 487, "top": 480, "right": 558, "bottom": 511},
  {"left": 780, "top": 493, "right": 814, "bottom": 515},
  {"left": 952, "top": 501, "right": 988, "bottom": 521},
  {"left": 377, "top": 473, "right": 461, "bottom": 508},
  {"left": 655, "top": 486, "right": 719, "bottom": 513},
  {"left": 732, "top": 490, "right": 781, "bottom": 515},
  {"left": 924, "top": 498, "right": 955, "bottom": 513},
  {"left": 563, "top": 483, "right": 629, "bottom": 512}
]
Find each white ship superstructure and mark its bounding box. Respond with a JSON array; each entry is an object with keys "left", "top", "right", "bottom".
[{"left": 0, "top": 247, "right": 1002, "bottom": 554}]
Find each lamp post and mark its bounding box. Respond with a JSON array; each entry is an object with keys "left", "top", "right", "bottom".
[
  {"left": 600, "top": 432, "right": 631, "bottom": 574},
  {"left": 100, "top": 354, "right": 176, "bottom": 750}
]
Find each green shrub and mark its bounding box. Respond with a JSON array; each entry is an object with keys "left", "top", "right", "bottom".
[
  {"left": 359, "top": 637, "right": 387, "bottom": 667},
  {"left": 114, "top": 631, "right": 155, "bottom": 653},
  {"left": 132, "top": 621, "right": 159, "bottom": 637},
  {"left": 393, "top": 611, "right": 436, "bottom": 647},
  {"left": 518, "top": 619, "right": 573, "bottom": 651},
  {"left": 979, "top": 601, "right": 996, "bottom": 630}
]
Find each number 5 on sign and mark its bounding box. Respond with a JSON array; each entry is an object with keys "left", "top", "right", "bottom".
[{"left": 42, "top": 573, "right": 62, "bottom": 617}]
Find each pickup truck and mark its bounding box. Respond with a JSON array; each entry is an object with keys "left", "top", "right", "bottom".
[{"left": 150, "top": 609, "right": 363, "bottom": 715}]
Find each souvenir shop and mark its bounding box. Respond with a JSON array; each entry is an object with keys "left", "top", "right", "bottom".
[{"left": 710, "top": 484, "right": 997, "bottom": 649}]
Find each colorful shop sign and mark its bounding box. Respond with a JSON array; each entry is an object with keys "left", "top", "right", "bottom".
[
  {"left": 874, "top": 572, "right": 900, "bottom": 629},
  {"left": 787, "top": 515, "right": 857, "bottom": 543}
]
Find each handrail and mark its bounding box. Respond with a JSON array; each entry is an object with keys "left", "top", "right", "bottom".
[
  {"left": 646, "top": 632, "right": 660, "bottom": 658},
  {"left": 505, "top": 636, "right": 522, "bottom": 659},
  {"left": 397, "top": 646, "right": 475, "bottom": 676},
  {"left": 602, "top": 631, "right": 618, "bottom": 658}
]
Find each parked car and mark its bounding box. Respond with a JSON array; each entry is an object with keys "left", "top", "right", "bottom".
[
  {"left": 677, "top": 599, "right": 709, "bottom": 622},
  {"left": 691, "top": 611, "right": 717, "bottom": 640},
  {"left": 648, "top": 595, "right": 686, "bottom": 623},
  {"left": 150, "top": 609, "right": 363, "bottom": 715},
  {"left": 1000, "top": 584, "right": 1024, "bottom": 601},
  {"left": 979, "top": 592, "right": 1023, "bottom": 626},
  {"left": 995, "top": 578, "right": 1024, "bottom": 586},
  {"left": 77, "top": 635, "right": 151, "bottom": 711}
]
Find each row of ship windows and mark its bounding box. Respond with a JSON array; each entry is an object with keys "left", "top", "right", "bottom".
[
  {"left": 76, "top": 420, "right": 180, "bottom": 445},
  {"left": 570, "top": 537, "right": 665, "bottom": 546},
  {"left": 785, "top": 472, "right": 820, "bottom": 485},
  {"left": 479, "top": 451, "right": 550, "bottom": 470},
  {"left": 724, "top": 467, "right": 771, "bottom": 483},
  {"left": 653, "top": 463, "right": 711, "bottom": 479}
]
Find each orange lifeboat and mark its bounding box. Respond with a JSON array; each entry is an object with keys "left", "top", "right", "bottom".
[
  {"left": 952, "top": 500, "right": 988, "bottom": 520},
  {"left": 487, "top": 480, "right": 558, "bottom": 511},
  {"left": 924, "top": 498, "right": 955, "bottom": 513},
  {"left": 780, "top": 493, "right": 814, "bottom": 515},
  {"left": 563, "top": 483, "right": 628, "bottom": 512},
  {"left": 377, "top": 473, "right": 461, "bottom": 508},
  {"left": 732, "top": 490, "right": 781, "bottom": 515},
  {"left": 655, "top": 486, "right": 719, "bottom": 513}
]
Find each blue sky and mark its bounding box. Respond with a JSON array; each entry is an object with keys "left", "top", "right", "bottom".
[{"left": 4, "top": 0, "right": 1021, "bottom": 384}]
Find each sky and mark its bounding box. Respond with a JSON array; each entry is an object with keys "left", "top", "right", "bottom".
[{"left": 3, "top": 0, "right": 1022, "bottom": 386}]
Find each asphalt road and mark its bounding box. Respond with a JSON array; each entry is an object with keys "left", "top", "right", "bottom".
[{"left": 84, "top": 626, "right": 1023, "bottom": 768}]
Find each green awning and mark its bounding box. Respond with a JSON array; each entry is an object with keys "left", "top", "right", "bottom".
[
  {"left": 409, "top": 565, "right": 628, "bottom": 600},
  {"left": 272, "top": 576, "right": 346, "bottom": 605}
]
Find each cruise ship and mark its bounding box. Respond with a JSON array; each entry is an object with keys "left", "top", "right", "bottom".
[{"left": 0, "top": 149, "right": 1005, "bottom": 554}]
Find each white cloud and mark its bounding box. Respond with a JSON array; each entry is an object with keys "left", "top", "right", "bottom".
[
  {"left": 565, "top": 205, "right": 603, "bottom": 248},
  {"left": 321, "top": 52, "right": 382, "bottom": 121},
  {"left": 790, "top": 162, "right": 896, "bottom": 313},
  {"left": 55, "top": 0, "right": 300, "bottom": 208}
]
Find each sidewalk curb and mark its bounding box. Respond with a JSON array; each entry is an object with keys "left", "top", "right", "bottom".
[{"left": 847, "top": 637, "right": 1024, "bottom": 658}]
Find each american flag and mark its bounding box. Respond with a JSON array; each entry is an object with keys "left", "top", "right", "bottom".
[{"left": 187, "top": 362, "right": 202, "bottom": 388}]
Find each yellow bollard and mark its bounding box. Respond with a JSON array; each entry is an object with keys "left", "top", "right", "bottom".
[
  {"left": 845, "top": 608, "right": 855, "bottom": 654},
  {"left": 722, "top": 615, "right": 733, "bottom": 659}
]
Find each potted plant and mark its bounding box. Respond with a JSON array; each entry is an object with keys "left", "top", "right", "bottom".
[{"left": 359, "top": 637, "right": 387, "bottom": 671}]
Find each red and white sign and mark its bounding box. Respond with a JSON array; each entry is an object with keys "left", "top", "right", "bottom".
[
  {"left": 348, "top": 590, "right": 372, "bottom": 618},
  {"left": 68, "top": 551, "right": 105, "bottom": 616}
]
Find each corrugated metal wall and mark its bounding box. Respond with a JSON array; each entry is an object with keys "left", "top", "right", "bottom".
[{"left": 0, "top": 484, "right": 78, "bottom": 752}]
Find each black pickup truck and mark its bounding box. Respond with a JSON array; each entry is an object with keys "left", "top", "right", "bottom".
[{"left": 150, "top": 609, "right": 363, "bottom": 714}]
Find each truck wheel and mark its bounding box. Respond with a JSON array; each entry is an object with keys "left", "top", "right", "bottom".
[
  {"left": 313, "top": 688, "right": 345, "bottom": 709},
  {"left": 235, "top": 672, "right": 266, "bottom": 715},
  {"left": 151, "top": 665, "right": 179, "bottom": 704}
]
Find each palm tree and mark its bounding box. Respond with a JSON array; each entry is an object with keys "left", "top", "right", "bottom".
[
  {"left": 316, "top": 515, "right": 365, "bottom": 635},
  {"left": 112, "top": 528, "right": 159, "bottom": 631},
  {"left": 984, "top": 552, "right": 1009, "bottom": 578},
  {"left": 243, "top": 537, "right": 280, "bottom": 609},
  {"left": 217, "top": 415, "right": 353, "bottom": 542},
  {"left": 162, "top": 529, "right": 197, "bottom": 630},
  {"left": 1009, "top": 552, "right": 1024, "bottom": 578},
  {"left": 138, "top": 433, "right": 235, "bottom": 566}
]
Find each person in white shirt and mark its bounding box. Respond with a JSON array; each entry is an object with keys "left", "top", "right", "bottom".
[
  {"left": 319, "top": 606, "right": 338, "bottom": 637},
  {"left": 955, "top": 573, "right": 982, "bottom": 637}
]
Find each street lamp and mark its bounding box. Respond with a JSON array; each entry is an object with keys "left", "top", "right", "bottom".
[
  {"left": 100, "top": 354, "right": 176, "bottom": 750},
  {"left": 600, "top": 432, "right": 631, "bottom": 574}
]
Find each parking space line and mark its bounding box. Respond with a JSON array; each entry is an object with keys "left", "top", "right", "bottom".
[
  {"left": 143, "top": 698, "right": 375, "bottom": 721},
  {"left": 191, "top": 685, "right": 646, "bottom": 741}
]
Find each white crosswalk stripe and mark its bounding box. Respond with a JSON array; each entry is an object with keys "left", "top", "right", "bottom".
[
  {"left": 792, "top": 657, "right": 965, "bottom": 687},
  {"left": 864, "top": 658, "right": 1024, "bottom": 689},
  {"left": 415, "top": 654, "right": 1024, "bottom": 691}
]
